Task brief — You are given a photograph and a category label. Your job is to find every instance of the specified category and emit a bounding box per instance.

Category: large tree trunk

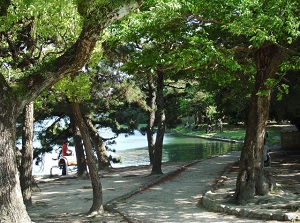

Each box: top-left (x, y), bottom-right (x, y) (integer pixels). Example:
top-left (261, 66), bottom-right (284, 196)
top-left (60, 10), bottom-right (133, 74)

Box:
top-left (70, 114), bottom-right (89, 178)
top-left (0, 102), bottom-right (31, 222)
top-left (84, 117), bottom-right (111, 170)
top-left (151, 71), bottom-right (166, 175)
top-left (235, 44), bottom-right (287, 204)
top-left (20, 102), bottom-right (34, 207)
top-left (71, 101), bottom-right (103, 215)
top-left (146, 75), bottom-right (156, 165)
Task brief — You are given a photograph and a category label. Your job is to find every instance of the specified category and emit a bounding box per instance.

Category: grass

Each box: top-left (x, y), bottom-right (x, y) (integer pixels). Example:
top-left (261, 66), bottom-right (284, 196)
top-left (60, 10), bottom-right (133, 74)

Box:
top-left (174, 123), bottom-right (283, 146)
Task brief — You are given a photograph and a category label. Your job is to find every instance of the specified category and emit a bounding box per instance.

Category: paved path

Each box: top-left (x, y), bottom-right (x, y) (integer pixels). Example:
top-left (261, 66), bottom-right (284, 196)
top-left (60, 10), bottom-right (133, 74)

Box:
top-left (30, 150), bottom-right (298, 222)
top-left (106, 152), bottom-right (284, 223)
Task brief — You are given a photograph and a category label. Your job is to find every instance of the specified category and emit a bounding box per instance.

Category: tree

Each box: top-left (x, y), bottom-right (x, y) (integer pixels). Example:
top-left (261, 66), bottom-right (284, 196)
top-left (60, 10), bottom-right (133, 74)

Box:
top-left (186, 0), bottom-right (300, 203)
top-left (104, 0), bottom-right (207, 174)
top-left (0, 1), bottom-right (141, 222)
top-left (70, 112), bottom-right (89, 178)
top-left (71, 100), bottom-right (104, 214)
top-left (235, 44), bottom-right (287, 202)
top-left (84, 116), bottom-right (111, 170)
top-left (20, 102), bottom-right (34, 207)
top-left (105, 0), bottom-right (300, 202)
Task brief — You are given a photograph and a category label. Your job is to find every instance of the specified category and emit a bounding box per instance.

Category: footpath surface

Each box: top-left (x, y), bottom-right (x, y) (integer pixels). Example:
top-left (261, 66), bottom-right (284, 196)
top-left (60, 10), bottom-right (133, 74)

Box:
top-left (29, 149), bottom-right (300, 223)
top-left (104, 150), bottom-right (299, 223)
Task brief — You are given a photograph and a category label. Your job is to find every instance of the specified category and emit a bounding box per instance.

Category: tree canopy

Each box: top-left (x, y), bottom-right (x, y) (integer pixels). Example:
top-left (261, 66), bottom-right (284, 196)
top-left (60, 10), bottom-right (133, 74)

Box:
top-left (1, 0), bottom-right (300, 221)
top-left (103, 0), bottom-right (300, 202)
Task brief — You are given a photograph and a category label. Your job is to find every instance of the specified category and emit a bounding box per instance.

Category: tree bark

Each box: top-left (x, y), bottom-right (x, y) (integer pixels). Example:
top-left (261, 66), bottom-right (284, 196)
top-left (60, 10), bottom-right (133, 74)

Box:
top-left (70, 114), bottom-right (89, 178)
top-left (151, 70), bottom-right (166, 175)
top-left (71, 101), bottom-right (104, 214)
top-left (235, 43), bottom-right (287, 203)
top-left (0, 102), bottom-right (31, 222)
top-left (20, 102), bottom-right (34, 207)
top-left (146, 75), bottom-right (156, 165)
top-left (84, 117), bottom-right (111, 170)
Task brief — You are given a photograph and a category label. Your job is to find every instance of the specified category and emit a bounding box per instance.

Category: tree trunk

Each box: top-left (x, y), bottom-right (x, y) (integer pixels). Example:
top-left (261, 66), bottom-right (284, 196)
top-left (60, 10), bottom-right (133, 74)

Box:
top-left (70, 114), bottom-right (89, 178)
top-left (151, 71), bottom-right (165, 175)
top-left (0, 102), bottom-right (31, 222)
top-left (20, 102), bottom-right (34, 207)
top-left (235, 44), bottom-right (287, 204)
top-left (71, 101), bottom-right (103, 214)
top-left (84, 117), bottom-right (111, 170)
top-left (146, 75), bottom-right (156, 165)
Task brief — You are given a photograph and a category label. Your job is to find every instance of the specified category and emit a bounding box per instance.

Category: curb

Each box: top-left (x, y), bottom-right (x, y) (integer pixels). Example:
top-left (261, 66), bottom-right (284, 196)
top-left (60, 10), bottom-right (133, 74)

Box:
top-left (202, 162), bottom-right (300, 222)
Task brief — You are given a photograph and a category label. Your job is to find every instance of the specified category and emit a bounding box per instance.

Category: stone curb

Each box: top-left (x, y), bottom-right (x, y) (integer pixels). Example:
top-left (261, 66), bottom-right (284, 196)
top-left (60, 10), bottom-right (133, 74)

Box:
top-left (202, 162), bottom-right (300, 222)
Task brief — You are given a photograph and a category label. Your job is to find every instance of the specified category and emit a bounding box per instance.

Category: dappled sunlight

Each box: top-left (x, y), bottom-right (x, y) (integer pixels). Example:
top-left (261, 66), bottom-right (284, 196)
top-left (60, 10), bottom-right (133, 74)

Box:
top-left (174, 198), bottom-right (194, 205)
top-left (112, 180), bottom-right (127, 183)
top-left (150, 187), bottom-right (164, 191)
top-left (113, 152), bottom-right (249, 222)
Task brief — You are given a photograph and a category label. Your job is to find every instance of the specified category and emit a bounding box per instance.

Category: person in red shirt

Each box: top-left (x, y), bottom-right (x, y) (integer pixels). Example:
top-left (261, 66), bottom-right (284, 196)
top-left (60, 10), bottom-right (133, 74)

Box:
top-left (62, 140), bottom-right (72, 156)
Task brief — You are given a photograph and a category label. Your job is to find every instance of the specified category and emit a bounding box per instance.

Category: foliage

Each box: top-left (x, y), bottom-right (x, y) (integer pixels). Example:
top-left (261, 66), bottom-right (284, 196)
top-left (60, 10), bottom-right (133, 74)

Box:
top-left (0, 0), bottom-right (80, 79)
top-left (54, 73), bottom-right (92, 102)
top-left (175, 122), bottom-right (282, 145)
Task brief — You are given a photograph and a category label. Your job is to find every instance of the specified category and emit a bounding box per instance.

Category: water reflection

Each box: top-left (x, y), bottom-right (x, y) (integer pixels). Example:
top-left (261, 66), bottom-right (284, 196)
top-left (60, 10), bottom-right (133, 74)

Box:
top-left (33, 131), bottom-right (242, 174)
top-left (162, 136), bottom-right (241, 163)
top-left (110, 134), bottom-right (242, 168)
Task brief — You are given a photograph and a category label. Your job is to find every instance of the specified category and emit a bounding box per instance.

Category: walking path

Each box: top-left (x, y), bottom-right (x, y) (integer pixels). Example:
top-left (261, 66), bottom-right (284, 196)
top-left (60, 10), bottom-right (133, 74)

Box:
top-left (29, 149), bottom-right (300, 222)
top-left (104, 151), bottom-right (299, 223)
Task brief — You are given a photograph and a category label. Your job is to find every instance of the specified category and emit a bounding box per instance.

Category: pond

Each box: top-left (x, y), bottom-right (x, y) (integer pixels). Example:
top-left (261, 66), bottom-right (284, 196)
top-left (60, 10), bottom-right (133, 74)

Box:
top-left (33, 130), bottom-right (242, 175)
top-left (108, 131), bottom-right (242, 168)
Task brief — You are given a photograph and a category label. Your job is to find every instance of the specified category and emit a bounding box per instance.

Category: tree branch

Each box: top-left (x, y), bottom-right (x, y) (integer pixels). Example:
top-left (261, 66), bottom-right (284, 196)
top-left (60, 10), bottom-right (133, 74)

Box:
top-left (16, 1), bottom-right (142, 110)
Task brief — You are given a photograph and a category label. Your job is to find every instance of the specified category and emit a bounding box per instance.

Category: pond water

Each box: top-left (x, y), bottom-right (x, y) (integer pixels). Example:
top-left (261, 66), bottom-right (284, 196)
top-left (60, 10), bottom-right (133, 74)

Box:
top-left (109, 132), bottom-right (242, 168)
top-left (33, 130), bottom-right (242, 175)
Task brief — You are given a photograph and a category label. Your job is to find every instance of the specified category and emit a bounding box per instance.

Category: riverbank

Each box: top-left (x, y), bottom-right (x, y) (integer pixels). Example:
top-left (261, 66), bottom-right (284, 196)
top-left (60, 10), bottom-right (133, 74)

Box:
top-left (173, 122), bottom-right (294, 147)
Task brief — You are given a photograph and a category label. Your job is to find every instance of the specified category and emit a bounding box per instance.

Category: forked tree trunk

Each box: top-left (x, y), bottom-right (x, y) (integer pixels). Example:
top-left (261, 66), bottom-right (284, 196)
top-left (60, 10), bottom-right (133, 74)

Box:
top-left (20, 102), bottom-right (34, 206)
top-left (71, 101), bottom-right (103, 214)
top-left (146, 75), bottom-right (156, 165)
top-left (84, 117), bottom-right (111, 170)
top-left (151, 70), bottom-right (166, 175)
top-left (70, 114), bottom-right (89, 178)
top-left (235, 44), bottom-right (287, 203)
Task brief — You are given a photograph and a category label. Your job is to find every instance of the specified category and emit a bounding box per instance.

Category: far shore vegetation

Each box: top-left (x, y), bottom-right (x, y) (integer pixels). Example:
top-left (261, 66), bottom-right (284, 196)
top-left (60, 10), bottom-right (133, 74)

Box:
top-left (173, 121), bottom-right (286, 147)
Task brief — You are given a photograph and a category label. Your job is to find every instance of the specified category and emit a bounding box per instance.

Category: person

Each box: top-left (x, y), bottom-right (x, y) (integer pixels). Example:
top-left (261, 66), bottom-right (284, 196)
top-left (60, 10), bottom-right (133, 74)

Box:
top-left (62, 140), bottom-right (72, 156)
top-left (264, 147), bottom-right (271, 167)
top-left (263, 131), bottom-right (271, 167)
top-left (206, 124), bottom-right (212, 133)
top-left (193, 124), bottom-right (199, 131)
top-left (218, 119), bottom-right (223, 133)
top-left (264, 131), bottom-right (269, 145)
top-left (184, 122), bottom-right (190, 129)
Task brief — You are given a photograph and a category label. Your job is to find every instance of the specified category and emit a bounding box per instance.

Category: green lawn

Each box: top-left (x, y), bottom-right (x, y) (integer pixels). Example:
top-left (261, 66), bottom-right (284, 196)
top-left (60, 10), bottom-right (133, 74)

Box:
top-left (174, 123), bottom-right (283, 146)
